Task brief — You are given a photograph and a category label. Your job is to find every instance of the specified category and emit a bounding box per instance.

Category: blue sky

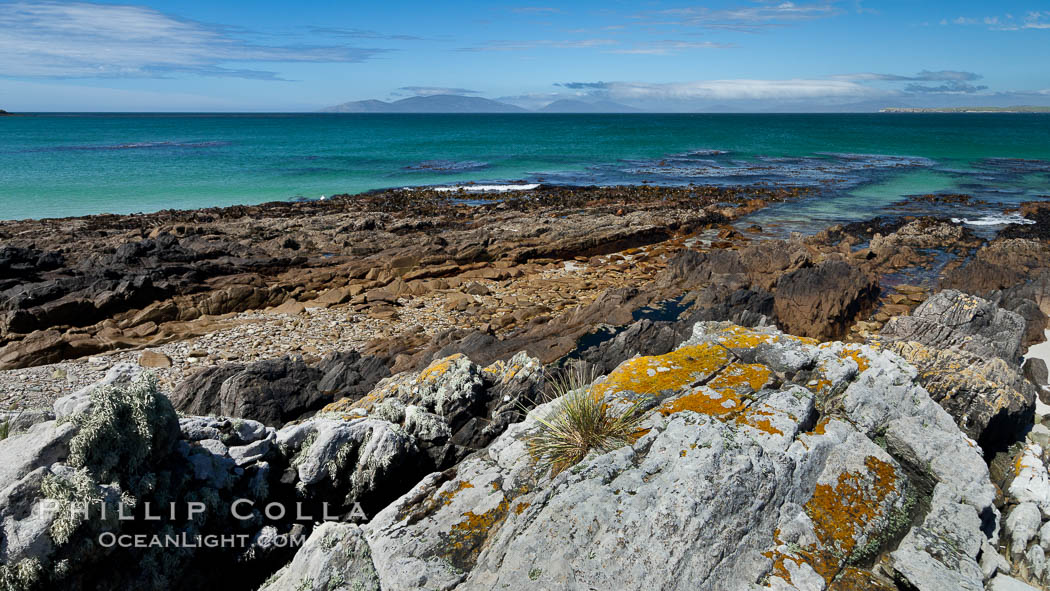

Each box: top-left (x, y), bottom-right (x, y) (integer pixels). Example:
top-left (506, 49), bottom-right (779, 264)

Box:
top-left (1, 0), bottom-right (1049, 111)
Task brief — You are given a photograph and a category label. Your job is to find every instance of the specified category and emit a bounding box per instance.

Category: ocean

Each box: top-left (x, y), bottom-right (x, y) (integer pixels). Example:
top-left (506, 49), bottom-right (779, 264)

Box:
top-left (1, 113), bottom-right (1049, 230)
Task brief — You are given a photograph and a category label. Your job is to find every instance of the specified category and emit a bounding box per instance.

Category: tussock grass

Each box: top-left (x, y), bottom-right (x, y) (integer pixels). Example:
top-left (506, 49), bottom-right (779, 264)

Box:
top-left (526, 364), bottom-right (647, 476)
top-left (0, 409), bottom-right (22, 440)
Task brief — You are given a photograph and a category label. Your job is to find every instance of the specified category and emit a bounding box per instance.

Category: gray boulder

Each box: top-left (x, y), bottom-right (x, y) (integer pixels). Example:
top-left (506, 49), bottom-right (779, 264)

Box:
top-left (0, 420), bottom-right (75, 486)
top-left (259, 522), bottom-right (381, 591)
top-left (1024, 357), bottom-right (1048, 388)
top-left (275, 417), bottom-right (425, 511)
top-left (878, 290), bottom-right (1036, 453)
top-left (274, 322), bottom-right (999, 591)
top-left (881, 289), bottom-right (1028, 364)
top-left (0, 467), bottom-right (55, 566)
top-left (171, 355), bottom-right (324, 425)
top-left (53, 361), bottom-right (140, 418)
top-left (323, 351), bottom-right (544, 470)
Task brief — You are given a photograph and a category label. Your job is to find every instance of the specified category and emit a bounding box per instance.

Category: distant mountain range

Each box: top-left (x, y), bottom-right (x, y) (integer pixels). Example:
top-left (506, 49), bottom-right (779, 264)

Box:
top-left (319, 94), bottom-right (638, 114)
top-left (536, 99), bottom-right (640, 113)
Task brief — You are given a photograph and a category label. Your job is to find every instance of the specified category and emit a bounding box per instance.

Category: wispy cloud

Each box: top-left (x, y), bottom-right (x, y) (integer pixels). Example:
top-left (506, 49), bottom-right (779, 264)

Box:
top-left (639, 1), bottom-right (842, 31)
top-left (556, 82), bottom-right (612, 90)
top-left (606, 40), bottom-right (734, 55)
top-left (511, 6), bottom-right (561, 14)
top-left (554, 78), bottom-right (878, 101)
top-left (458, 39), bottom-right (617, 52)
top-left (834, 70), bottom-right (983, 82)
top-left (903, 81), bottom-right (988, 94)
top-left (942, 11), bottom-right (1050, 30)
top-left (394, 86), bottom-right (482, 96)
top-left (0, 1), bottom-right (385, 79)
top-left (308, 26), bottom-right (426, 41)
top-left (832, 70), bottom-right (988, 94)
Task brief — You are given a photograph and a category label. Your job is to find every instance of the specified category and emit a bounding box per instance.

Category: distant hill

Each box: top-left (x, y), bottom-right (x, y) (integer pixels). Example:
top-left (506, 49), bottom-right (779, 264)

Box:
top-left (880, 106), bottom-right (1050, 113)
top-left (321, 94), bottom-right (527, 113)
top-left (0, 109), bottom-right (11, 116)
top-left (538, 99), bottom-right (640, 113)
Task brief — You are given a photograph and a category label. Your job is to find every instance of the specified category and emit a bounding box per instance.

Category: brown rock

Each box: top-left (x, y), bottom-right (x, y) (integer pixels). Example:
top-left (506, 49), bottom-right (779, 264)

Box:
top-left (773, 260), bottom-right (879, 340)
top-left (138, 350), bottom-right (173, 368)
top-left (126, 322), bottom-right (158, 338)
top-left (269, 299), bottom-right (306, 315)
top-left (314, 287), bottom-right (352, 306)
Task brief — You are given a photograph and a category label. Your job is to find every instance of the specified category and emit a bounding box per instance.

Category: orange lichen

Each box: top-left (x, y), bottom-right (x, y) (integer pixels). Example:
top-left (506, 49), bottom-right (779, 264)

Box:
top-left (711, 326), bottom-right (777, 349)
top-left (513, 501), bottom-right (530, 515)
top-left (445, 498), bottom-right (510, 566)
top-left (658, 386), bottom-right (742, 417)
top-left (419, 354), bottom-right (464, 383)
top-left (708, 362), bottom-right (772, 395)
top-left (434, 480), bottom-right (475, 507)
top-left (803, 456), bottom-right (899, 581)
top-left (591, 343), bottom-right (730, 401)
top-left (811, 416), bottom-right (831, 435)
top-left (321, 396), bottom-right (356, 414)
top-left (736, 408), bottom-right (784, 436)
top-left (839, 346), bottom-right (871, 373)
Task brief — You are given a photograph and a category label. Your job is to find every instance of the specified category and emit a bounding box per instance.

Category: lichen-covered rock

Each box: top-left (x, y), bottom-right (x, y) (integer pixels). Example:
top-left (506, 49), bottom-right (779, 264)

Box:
top-left (323, 351), bottom-right (544, 469)
top-left (275, 417), bottom-right (425, 513)
top-left (876, 290), bottom-right (1036, 454)
top-left (1008, 444), bottom-right (1050, 518)
top-left (281, 322), bottom-right (1000, 591)
top-left (879, 340), bottom-right (1035, 453)
top-left (881, 289), bottom-right (1028, 364)
top-left (257, 522), bottom-right (381, 591)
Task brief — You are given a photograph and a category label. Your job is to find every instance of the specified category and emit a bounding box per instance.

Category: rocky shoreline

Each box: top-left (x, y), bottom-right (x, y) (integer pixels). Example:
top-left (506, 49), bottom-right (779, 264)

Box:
top-left (2, 185), bottom-right (1050, 590)
top-left (0, 185), bottom-right (799, 405)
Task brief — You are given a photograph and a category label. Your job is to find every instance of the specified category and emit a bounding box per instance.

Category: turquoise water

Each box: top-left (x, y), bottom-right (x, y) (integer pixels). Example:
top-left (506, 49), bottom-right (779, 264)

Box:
top-left (1, 113), bottom-right (1049, 222)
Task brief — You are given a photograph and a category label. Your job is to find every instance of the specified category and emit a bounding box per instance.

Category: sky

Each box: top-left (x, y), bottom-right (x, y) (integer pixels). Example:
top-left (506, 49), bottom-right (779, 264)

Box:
top-left (0, 0), bottom-right (1049, 112)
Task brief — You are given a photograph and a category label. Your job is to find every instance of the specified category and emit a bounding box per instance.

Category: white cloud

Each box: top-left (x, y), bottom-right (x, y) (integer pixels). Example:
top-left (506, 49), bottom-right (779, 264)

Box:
top-left (945, 10), bottom-right (1050, 31)
top-left (394, 86), bottom-right (482, 96)
top-left (458, 39), bottom-right (617, 52)
top-left (0, 1), bottom-right (384, 79)
top-left (833, 70), bottom-right (982, 82)
top-left (606, 41), bottom-right (734, 55)
top-left (642, 1), bottom-right (841, 30)
top-left (588, 79), bottom-right (879, 101)
top-left (511, 7), bottom-right (561, 14)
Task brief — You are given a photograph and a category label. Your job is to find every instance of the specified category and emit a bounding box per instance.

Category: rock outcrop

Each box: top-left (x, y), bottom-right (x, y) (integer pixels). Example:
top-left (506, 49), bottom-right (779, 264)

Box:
top-left (772, 259), bottom-right (879, 340)
top-left (878, 290), bottom-right (1036, 454)
top-left (321, 351), bottom-right (545, 470)
top-left (170, 350), bottom-right (390, 425)
top-left (264, 323), bottom-right (1004, 591)
top-left (7, 305), bottom-right (1050, 590)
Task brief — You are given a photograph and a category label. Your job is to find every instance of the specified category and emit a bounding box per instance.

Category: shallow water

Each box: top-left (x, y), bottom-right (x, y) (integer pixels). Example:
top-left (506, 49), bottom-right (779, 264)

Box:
top-left (1, 113), bottom-right (1048, 226)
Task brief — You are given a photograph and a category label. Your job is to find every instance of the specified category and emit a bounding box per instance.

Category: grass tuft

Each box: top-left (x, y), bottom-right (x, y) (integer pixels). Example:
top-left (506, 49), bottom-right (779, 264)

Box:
top-left (525, 364), bottom-right (647, 477)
